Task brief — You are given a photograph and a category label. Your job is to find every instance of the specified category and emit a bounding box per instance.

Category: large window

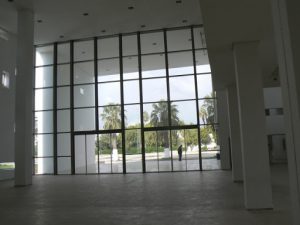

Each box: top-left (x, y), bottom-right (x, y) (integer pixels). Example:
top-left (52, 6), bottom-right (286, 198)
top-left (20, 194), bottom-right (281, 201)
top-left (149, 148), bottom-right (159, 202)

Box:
top-left (33, 26), bottom-right (219, 175)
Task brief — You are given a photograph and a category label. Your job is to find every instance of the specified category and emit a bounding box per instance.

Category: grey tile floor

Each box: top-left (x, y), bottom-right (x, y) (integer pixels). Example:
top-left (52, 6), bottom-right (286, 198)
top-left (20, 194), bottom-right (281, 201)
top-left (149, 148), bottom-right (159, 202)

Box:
top-left (0, 164), bottom-right (292, 225)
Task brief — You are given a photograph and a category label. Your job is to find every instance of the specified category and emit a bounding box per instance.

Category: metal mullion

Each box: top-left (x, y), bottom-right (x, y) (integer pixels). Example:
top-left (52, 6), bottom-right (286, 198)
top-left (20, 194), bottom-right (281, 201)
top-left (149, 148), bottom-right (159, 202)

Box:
top-left (119, 34), bottom-right (127, 174)
top-left (94, 38), bottom-right (99, 131)
top-left (191, 27), bottom-right (203, 171)
top-left (163, 29), bottom-right (174, 171)
top-left (53, 43), bottom-right (58, 175)
top-left (137, 32), bottom-right (146, 173)
top-left (70, 40), bottom-right (75, 174)
top-left (97, 134), bottom-right (100, 174)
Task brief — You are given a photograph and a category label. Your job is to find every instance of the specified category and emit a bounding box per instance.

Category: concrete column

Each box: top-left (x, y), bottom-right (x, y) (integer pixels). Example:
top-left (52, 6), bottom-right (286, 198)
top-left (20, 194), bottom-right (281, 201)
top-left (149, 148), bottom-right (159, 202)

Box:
top-left (226, 84), bottom-right (243, 182)
top-left (216, 90), bottom-right (231, 170)
top-left (271, 1), bottom-right (300, 224)
top-left (233, 41), bottom-right (273, 209)
top-left (15, 9), bottom-right (34, 186)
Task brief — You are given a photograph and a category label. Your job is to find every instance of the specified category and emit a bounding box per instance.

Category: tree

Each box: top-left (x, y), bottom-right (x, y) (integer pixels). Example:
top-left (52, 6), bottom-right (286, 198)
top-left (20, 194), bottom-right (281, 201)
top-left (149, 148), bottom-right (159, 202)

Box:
top-left (150, 101), bottom-right (179, 148)
top-left (100, 105), bottom-right (122, 150)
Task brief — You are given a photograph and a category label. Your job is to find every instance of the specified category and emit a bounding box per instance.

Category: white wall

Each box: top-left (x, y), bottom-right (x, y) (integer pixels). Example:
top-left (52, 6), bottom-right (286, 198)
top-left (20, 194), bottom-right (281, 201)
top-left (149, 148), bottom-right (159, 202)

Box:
top-left (0, 34), bottom-right (17, 163)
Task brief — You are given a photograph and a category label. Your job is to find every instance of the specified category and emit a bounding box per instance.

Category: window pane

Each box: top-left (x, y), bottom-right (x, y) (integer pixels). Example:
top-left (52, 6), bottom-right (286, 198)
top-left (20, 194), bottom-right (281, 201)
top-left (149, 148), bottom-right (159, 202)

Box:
top-left (141, 32), bottom-right (164, 54)
top-left (36, 45), bottom-right (54, 66)
top-left (99, 105), bottom-right (122, 130)
top-left (98, 82), bottom-right (120, 106)
top-left (142, 54), bottom-right (166, 78)
top-left (58, 157), bottom-right (71, 174)
top-left (125, 105), bottom-right (141, 128)
top-left (196, 50), bottom-right (210, 73)
top-left (35, 158), bottom-right (54, 174)
top-left (201, 125), bottom-right (220, 170)
top-left (123, 56), bottom-right (139, 80)
top-left (74, 85), bottom-right (95, 107)
top-left (123, 35), bottom-right (137, 56)
top-left (57, 43), bottom-right (70, 63)
top-left (125, 129), bottom-right (142, 173)
top-left (167, 29), bottom-right (192, 51)
top-left (172, 101), bottom-right (197, 126)
top-left (57, 64), bottom-right (70, 86)
top-left (197, 74), bottom-right (213, 99)
top-left (86, 134), bottom-right (98, 174)
top-left (124, 80), bottom-right (140, 104)
top-left (35, 66), bottom-right (53, 88)
top-left (74, 108), bottom-right (95, 131)
top-left (75, 135), bottom-right (86, 173)
top-left (35, 89), bottom-right (53, 110)
top-left (98, 37), bottom-right (119, 59)
top-left (142, 78), bottom-right (167, 102)
top-left (144, 131), bottom-right (159, 172)
top-left (74, 40), bottom-right (94, 61)
top-left (34, 134), bottom-right (53, 157)
top-left (34, 111), bottom-right (53, 133)
top-left (143, 102), bottom-right (169, 127)
top-left (57, 133), bottom-right (71, 156)
top-left (57, 110), bottom-right (70, 132)
top-left (74, 61), bottom-right (94, 84)
top-left (193, 27), bottom-right (206, 49)
top-left (57, 87), bottom-right (70, 109)
top-left (98, 58), bottom-right (120, 82)
top-left (199, 99), bottom-right (215, 125)
top-left (168, 51), bottom-right (194, 76)
top-left (169, 76), bottom-right (196, 100)
top-left (172, 129), bottom-right (187, 171)
top-left (185, 129), bottom-right (200, 171)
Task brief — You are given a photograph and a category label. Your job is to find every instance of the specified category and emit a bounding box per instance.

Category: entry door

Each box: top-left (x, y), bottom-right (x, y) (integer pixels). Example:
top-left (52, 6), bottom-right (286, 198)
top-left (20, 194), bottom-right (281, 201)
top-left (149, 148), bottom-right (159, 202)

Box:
top-left (74, 132), bottom-right (123, 174)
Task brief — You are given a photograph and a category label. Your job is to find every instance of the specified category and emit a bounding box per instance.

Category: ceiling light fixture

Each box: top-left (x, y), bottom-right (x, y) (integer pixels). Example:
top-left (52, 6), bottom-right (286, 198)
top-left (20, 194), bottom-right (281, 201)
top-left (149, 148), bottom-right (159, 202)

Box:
top-left (101, 30), bottom-right (106, 33)
top-left (152, 43), bottom-right (157, 46)
top-left (128, 6), bottom-right (134, 10)
top-left (83, 13), bottom-right (89, 16)
top-left (37, 20), bottom-right (43, 23)
top-left (141, 25), bottom-right (146, 28)
top-left (182, 20), bottom-right (187, 23)
top-left (59, 35), bottom-right (64, 39)
top-left (176, 0), bottom-right (182, 3)
top-left (8, 0), bottom-right (14, 2)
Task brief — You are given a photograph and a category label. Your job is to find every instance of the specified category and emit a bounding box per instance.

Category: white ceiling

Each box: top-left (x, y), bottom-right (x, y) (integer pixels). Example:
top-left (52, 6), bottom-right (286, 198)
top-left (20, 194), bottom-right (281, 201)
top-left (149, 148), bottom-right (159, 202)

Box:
top-left (0, 0), bottom-right (202, 44)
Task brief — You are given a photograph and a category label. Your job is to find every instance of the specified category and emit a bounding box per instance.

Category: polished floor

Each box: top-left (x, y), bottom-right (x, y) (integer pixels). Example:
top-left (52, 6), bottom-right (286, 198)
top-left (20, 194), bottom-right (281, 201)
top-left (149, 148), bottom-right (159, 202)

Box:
top-left (0, 165), bottom-right (291, 225)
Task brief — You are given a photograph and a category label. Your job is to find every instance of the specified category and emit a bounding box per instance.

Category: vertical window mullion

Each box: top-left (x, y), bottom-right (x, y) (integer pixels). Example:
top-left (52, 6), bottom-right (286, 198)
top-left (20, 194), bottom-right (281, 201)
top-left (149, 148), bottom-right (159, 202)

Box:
top-left (163, 29), bottom-right (174, 171)
top-left (70, 41), bottom-right (75, 174)
top-left (137, 32), bottom-right (146, 173)
top-left (191, 27), bottom-right (203, 171)
top-left (53, 43), bottom-right (58, 175)
top-left (119, 34), bottom-right (126, 174)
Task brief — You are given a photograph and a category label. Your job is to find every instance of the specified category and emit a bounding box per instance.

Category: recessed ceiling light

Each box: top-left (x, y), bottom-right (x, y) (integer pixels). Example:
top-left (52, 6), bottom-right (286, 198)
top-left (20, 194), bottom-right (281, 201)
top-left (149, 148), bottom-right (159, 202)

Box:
top-left (141, 25), bottom-right (146, 28)
top-left (59, 35), bottom-right (64, 39)
top-left (182, 20), bottom-right (188, 23)
top-left (188, 38), bottom-right (192, 42)
top-left (128, 6), bottom-right (134, 10)
top-left (101, 30), bottom-right (106, 33)
top-left (152, 43), bottom-right (157, 46)
top-left (37, 20), bottom-right (43, 23)
top-left (82, 51), bottom-right (86, 54)
top-left (176, 0), bottom-right (182, 3)
top-left (83, 13), bottom-right (89, 16)
top-left (7, 0), bottom-right (14, 2)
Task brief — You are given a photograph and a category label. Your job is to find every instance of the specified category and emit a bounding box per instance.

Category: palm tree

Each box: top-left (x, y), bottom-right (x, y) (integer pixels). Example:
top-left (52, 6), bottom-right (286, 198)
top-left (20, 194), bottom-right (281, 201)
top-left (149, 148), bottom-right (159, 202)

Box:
top-left (150, 101), bottom-right (179, 148)
top-left (100, 104), bottom-right (121, 159)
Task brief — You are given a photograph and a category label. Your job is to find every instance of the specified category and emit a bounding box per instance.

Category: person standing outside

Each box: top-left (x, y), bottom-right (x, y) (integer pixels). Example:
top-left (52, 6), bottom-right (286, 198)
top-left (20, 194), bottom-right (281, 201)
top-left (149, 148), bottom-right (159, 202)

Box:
top-left (178, 145), bottom-right (183, 161)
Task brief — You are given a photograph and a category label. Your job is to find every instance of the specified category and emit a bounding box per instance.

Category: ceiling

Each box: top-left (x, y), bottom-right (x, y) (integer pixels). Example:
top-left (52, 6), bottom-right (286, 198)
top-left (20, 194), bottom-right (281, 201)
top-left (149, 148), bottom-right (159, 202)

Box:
top-left (0, 0), bottom-right (202, 44)
top-left (199, 0), bottom-right (279, 90)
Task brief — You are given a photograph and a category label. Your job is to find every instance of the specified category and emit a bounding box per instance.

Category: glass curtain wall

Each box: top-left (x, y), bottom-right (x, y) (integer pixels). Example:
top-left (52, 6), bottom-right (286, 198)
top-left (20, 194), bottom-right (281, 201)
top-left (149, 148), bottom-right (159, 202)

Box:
top-left (33, 26), bottom-right (220, 175)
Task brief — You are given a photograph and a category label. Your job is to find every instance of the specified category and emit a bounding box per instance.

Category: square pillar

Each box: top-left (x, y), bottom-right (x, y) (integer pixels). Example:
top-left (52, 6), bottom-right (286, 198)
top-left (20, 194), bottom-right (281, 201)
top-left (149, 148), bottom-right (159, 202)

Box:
top-left (216, 90), bottom-right (231, 170)
top-left (271, 0), bottom-right (300, 224)
top-left (233, 41), bottom-right (273, 209)
top-left (15, 9), bottom-right (34, 186)
top-left (227, 84), bottom-right (243, 182)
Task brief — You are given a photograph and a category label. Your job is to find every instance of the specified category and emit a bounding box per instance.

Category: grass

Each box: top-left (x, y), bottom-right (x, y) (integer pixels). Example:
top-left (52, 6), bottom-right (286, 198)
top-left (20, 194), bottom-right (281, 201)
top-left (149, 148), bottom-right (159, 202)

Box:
top-left (0, 163), bottom-right (15, 170)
